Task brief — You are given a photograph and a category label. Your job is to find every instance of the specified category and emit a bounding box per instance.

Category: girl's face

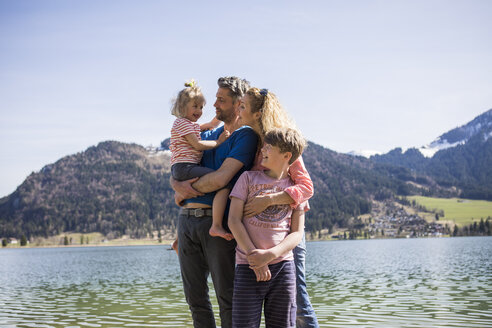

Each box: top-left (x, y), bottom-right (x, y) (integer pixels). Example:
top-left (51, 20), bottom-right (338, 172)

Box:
top-left (184, 100), bottom-right (204, 122)
top-left (238, 95), bottom-right (258, 127)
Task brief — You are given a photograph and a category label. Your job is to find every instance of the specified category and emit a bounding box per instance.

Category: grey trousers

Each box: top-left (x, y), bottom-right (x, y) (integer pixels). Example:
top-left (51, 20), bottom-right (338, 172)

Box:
top-left (178, 211), bottom-right (236, 328)
top-left (171, 163), bottom-right (215, 181)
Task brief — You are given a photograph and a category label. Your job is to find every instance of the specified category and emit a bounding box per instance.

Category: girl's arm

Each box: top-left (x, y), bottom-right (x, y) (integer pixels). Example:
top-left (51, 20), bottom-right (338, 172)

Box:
top-left (247, 208), bottom-right (305, 268)
top-left (244, 156), bottom-right (313, 217)
top-left (183, 130), bottom-right (230, 151)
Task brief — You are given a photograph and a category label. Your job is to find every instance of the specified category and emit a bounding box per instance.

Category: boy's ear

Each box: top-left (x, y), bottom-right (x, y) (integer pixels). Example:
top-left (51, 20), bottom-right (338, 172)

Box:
top-left (284, 151), bottom-right (292, 163)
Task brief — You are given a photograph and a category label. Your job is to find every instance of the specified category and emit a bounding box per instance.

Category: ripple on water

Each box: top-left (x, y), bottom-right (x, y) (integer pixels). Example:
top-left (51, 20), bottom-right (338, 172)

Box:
top-left (1, 239), bottom-right (492, 327)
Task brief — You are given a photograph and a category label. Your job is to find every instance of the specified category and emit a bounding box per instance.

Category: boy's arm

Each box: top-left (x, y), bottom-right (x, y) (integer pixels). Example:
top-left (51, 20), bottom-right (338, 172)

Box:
top-left (247, 209), bottom-right (305, 268)
top-left (228, 197), bottom-right (258, 255)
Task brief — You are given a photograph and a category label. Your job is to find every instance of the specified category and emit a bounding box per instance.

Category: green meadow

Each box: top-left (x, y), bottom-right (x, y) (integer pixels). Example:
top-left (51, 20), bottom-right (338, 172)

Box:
top-left (408, 196), bottom-right (492, 226)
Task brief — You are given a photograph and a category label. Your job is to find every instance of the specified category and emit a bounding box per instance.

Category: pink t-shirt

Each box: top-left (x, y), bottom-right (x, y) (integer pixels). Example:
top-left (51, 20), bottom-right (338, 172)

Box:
top-left (170, 118), bottom-right (202, 166)
top-left (230, 170), bottom-right (307, 265)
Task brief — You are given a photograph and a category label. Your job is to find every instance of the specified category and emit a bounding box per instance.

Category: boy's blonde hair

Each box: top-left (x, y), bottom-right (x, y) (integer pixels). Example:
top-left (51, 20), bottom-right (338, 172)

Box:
top-left (171, 80), bottom-right (206, 118)
top-left (245, 88), bottom-right (297, 137)
top-left (264, 128), bottom-right (307, 164)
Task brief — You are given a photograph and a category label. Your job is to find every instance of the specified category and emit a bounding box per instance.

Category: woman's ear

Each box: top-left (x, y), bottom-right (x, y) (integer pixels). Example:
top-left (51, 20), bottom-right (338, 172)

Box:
top-left (254, 111), bottom-right (262, 121)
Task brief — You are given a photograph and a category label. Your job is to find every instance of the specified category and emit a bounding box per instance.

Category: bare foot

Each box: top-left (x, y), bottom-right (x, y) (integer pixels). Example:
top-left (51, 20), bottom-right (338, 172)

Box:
top-left (209, 225), bottom-right (234, 241)
top-left (171, 239), bottom-right (178, 255)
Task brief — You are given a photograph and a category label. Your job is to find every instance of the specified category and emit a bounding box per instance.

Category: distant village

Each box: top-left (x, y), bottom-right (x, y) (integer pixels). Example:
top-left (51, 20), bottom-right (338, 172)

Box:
top-left (328, 200), bottom-right (449, 240)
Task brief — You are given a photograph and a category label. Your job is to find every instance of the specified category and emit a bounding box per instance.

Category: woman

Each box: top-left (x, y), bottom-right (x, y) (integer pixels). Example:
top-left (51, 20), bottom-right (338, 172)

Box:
top-left (237, 87), bottom-right (319, 327)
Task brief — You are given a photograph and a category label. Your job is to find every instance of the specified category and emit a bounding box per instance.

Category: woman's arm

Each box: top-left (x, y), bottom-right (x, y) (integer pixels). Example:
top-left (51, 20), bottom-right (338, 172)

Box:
top-left (200, 117), bottom-right (221, 131)
top-left (244, 155), bottom-right (313, 217)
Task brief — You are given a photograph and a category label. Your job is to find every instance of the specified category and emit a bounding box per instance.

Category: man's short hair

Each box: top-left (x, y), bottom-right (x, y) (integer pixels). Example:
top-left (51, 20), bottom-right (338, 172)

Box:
top-left (264, 128), bottom-right (307, 164)
top-left (217, 76), bottom-right (250, 103)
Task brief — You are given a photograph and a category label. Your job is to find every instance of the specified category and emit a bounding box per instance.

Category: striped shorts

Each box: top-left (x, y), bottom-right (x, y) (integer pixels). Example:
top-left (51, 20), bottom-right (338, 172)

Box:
top-left (232, 260), bottom-right (297, 328)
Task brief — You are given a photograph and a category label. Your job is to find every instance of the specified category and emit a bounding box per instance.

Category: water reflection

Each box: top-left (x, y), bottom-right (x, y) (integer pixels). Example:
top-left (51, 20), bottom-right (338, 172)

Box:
top-left (1, 238), bottom-right (491, 327)
top-left (307, 238), bottom-right (492, 327)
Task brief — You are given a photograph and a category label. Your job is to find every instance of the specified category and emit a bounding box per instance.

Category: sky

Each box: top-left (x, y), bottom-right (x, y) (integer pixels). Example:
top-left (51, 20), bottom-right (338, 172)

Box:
top-left (1, 0), bottom-right (492, 198)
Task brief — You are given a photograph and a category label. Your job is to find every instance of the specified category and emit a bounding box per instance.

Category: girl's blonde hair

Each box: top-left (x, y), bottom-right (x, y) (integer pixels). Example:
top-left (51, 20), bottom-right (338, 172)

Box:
top-left (171, 80), bottom-right (206, 118)
top-left (245, 87), bottom-right (297, 137)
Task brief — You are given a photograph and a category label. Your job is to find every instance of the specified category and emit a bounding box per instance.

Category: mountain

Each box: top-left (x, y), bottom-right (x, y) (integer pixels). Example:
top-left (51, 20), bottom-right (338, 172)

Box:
top-left (0, 141), bottom-right (177, 239)
top-left (418, 108), bottom-right (492, 157)
top-left (371, 108), bottom-right (492, 200)
top-left (0, 139), bottom-right (445, 239)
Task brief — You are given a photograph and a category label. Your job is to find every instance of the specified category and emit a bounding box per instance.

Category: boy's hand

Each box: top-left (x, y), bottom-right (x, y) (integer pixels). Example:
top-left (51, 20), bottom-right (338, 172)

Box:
top-left (247, 249), bottom-right (276, 269)
top-left (244, 195), bottom-right (271, 217)
top-left (252, 265), bottom-right (271, 282)
top-left (217, 130), bottom-right (230, 143)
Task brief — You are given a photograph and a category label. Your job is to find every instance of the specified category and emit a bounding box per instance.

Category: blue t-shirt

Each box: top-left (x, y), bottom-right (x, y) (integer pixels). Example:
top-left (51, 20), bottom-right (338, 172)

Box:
top-left (184, 125), bottom-right (258, 210)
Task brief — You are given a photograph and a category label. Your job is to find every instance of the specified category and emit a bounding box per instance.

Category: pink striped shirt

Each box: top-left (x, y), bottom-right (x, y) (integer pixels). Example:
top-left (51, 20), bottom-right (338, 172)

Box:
top-left (170, 118), bottom-right (202, 166)
top-left (252, 151), bottom-right (314, 210)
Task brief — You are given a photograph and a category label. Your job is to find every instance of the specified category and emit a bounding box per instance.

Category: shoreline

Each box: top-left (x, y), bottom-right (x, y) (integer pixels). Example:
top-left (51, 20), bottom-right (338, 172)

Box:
top-left (1, 234), bottom-right (466, 249)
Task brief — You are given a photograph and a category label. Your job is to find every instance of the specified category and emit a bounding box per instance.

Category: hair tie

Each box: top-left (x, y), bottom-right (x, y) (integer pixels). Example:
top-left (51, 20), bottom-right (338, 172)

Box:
top-left (184, 79), bottom-right (196, 88)
top-left (259, 88), bottom-right (268, 96)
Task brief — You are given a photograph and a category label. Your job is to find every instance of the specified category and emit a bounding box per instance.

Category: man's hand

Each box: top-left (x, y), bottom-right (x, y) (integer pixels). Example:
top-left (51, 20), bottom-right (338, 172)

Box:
top-left (252, 265), bottom-right (271, 282)
top-left (171, 177), bottom-right (204, 199)
top-left (244, 195), bottom-right (271, 217)
top-left (247, 249), bottom-right (276, 269)
top-left (174, 192), bottom-right (186, 206)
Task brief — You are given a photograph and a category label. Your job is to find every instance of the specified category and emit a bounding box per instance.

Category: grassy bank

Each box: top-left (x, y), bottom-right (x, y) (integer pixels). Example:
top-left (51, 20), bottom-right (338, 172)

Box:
top-left (408, 196), bottom-right (492, 226)
top-left (3, 232), bottom-right (174, 248)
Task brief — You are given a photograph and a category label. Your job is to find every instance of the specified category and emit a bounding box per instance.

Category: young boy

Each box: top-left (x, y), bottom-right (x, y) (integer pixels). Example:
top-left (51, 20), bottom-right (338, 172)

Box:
top-left (228, 127), bottom-right (308, 328)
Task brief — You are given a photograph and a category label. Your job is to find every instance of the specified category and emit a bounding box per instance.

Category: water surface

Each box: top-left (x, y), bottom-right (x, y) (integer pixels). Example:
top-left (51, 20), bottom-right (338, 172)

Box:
top-left (1, 237), bottom-right (491, 327)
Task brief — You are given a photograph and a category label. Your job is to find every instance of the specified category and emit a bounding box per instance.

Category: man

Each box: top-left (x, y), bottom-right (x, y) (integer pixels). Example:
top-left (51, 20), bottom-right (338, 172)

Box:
top-left (171, 76), bottom-right (257, 328)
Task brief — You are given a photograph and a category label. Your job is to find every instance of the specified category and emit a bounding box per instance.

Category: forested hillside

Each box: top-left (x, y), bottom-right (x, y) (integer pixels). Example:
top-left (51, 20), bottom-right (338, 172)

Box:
top-left (0, 142), bottom-right (177, 239)
top-left (0, 139), bottom-right (447, 239)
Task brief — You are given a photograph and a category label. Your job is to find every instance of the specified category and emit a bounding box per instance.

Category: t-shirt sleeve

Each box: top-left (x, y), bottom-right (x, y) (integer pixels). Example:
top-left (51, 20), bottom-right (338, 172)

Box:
top-left (286, 155), bottom-right (314, 210)
top-left (294, 200), bottom-right (309, 213)
top-left (228, 128), bottom-right (258, 167)
top-left (229, 171), bottom-right (249, 202)
top-left (201, 127), bottom-right (215, 140)
top-left (174, 118), bottom-right (198, 137)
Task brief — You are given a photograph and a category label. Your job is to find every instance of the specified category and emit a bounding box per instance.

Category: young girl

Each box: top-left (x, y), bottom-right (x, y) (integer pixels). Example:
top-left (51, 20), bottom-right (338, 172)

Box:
top-left (170, 80), bottom-right (233, 252)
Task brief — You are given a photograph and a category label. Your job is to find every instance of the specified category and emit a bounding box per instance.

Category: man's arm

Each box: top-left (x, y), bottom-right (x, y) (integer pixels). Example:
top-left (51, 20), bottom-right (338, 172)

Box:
top-left (169, 157), bottom-right (243, 200)
top-left (191, 157), bottom-right (244, 193)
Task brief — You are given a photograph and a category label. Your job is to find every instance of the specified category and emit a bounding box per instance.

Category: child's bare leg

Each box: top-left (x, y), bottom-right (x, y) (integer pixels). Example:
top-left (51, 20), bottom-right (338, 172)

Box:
top-left (209, 188), bottom-right (233, 240)
top-left (172, 237), bottom-right (178, 255)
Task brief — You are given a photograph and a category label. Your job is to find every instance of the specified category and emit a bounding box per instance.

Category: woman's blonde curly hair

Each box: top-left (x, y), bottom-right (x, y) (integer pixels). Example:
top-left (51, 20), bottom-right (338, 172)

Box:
top-left (245, 87), bottom-right (297, 138)
top-left (171, 79), bottom-right (206, 118)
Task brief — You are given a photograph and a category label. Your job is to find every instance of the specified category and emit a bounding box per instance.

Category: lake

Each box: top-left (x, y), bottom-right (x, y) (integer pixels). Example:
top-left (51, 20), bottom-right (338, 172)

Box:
top-left (1, 237), bottom-right (491, 327)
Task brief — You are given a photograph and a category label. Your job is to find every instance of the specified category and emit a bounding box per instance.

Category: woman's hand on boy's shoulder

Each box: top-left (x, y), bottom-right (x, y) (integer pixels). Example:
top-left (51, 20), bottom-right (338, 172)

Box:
top-left (244, 195), bottom-right (271, 217)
